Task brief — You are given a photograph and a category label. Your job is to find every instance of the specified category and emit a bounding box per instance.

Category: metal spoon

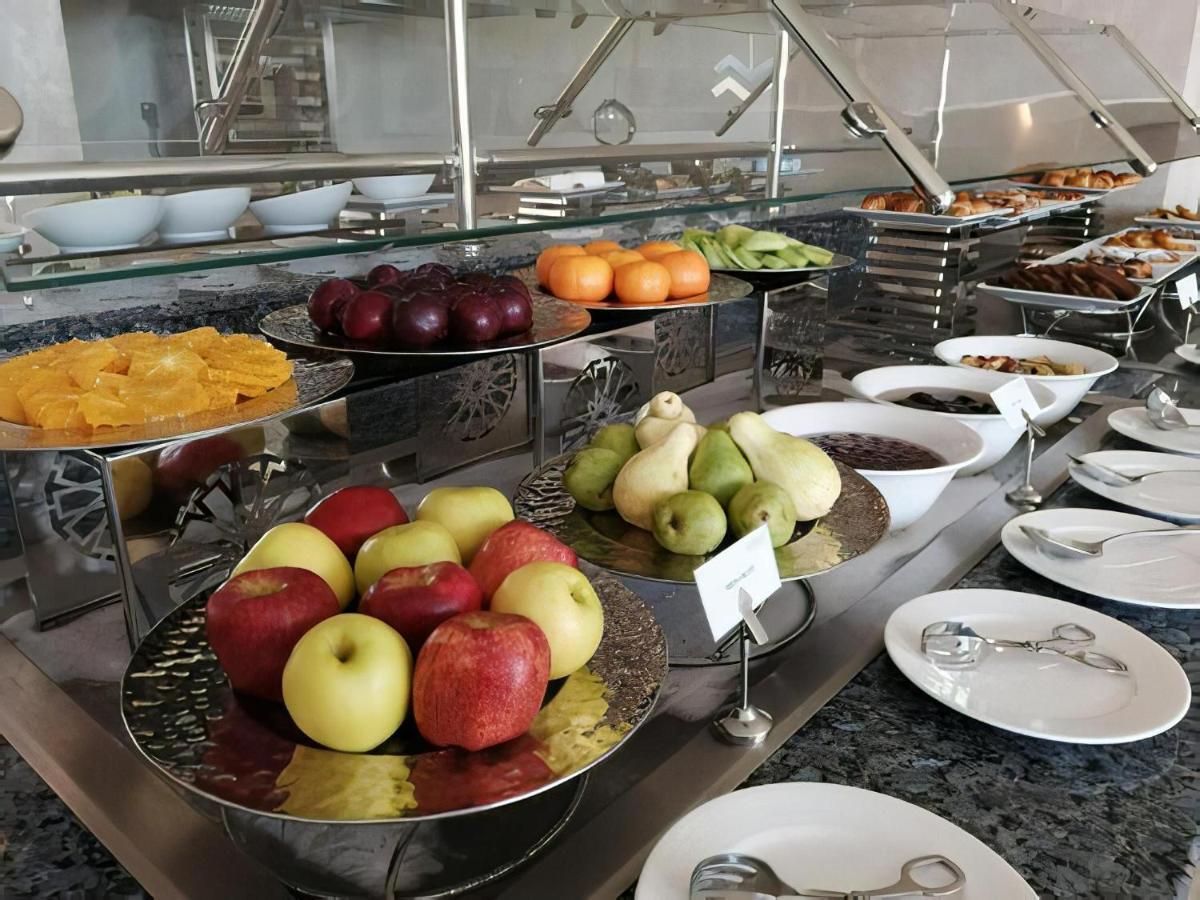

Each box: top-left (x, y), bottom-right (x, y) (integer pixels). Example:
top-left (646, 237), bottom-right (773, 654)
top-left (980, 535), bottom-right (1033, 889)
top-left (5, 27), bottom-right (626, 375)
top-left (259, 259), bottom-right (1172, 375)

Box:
top-left (1146, 387), bottom-right (1200, 431)
top-left (1068, 454), bottom-right (1200, 487)
top-left (690, 852), bottom-right (966, 899)
top-left (1021, 523), bottom-right (1200, 558)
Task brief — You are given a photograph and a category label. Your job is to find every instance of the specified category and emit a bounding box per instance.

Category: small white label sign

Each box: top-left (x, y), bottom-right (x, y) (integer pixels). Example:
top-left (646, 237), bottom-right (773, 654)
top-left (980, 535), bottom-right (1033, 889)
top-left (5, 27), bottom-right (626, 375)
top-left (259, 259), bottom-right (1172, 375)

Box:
top-left (693, 525), bottom-right (782, 643)
top-left (1178, 273), bottom-right (1198, 311)
top-left (990, 378), bottom-right (1041, 431)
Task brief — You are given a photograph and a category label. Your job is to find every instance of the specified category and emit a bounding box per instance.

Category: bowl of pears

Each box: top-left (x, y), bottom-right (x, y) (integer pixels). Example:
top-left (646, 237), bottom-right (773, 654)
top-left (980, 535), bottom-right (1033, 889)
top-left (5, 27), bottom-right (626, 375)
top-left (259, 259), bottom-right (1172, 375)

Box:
top-left (517, 392), bottom-right (889, 582)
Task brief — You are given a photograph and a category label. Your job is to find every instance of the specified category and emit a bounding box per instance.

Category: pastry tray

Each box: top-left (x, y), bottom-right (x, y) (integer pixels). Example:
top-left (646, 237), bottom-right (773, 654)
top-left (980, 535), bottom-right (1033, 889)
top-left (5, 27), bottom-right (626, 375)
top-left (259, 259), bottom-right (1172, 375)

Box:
top-left (977, 281), bottom-right (1156, 313)
top-left (1036, 227), bottom-right (1200, 286)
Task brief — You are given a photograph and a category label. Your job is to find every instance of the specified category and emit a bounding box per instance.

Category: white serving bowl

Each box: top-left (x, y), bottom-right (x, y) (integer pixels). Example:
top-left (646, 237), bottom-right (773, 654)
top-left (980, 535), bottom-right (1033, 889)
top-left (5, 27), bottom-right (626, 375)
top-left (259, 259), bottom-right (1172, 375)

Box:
top-left (761, 401), bottom-right (985, 530)
top-left (934, 335), bottom-right (1118, 427)
top-left (159, 187), bottom-right (251, 242)
top-left (0, 223), bottom-right (27, 253)
top-left (249, 182), bottom-right (352, 235)
top-left (352, 175), bottom-right (435, 202)
top-left (850, 365), bottom-right (1057, 476)
top-left (24, 196), bottom-right (164, 253)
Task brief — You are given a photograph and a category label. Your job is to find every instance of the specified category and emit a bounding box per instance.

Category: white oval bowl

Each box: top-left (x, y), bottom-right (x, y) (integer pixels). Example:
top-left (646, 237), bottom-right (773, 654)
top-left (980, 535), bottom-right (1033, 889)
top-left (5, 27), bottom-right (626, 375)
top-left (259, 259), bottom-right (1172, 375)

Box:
top-left (761, 401), bottom-right (984, 530)
top-left (352, 175), bottom-right (435, 202)
top-left (850, 365), bottom-right (1058, 476)
top-left (249, 182), bottom-right (352, 234)
top-left (159, 187), bottom-right (251, 242)
top-left (0, 223), bottom-right (27, 253)
top-left (24, 196), bottom-right (164, 253)
top-left (933, 335), bottom-right (1118, 426)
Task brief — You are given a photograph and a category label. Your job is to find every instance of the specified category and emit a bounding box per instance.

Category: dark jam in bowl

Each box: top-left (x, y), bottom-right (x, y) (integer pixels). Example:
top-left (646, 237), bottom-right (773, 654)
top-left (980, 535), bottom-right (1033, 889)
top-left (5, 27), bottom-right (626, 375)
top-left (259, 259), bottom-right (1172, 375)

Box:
top-left (808, 432), bottom-right (947, 471)
top-left (894, 391), bottom-right (999, 416)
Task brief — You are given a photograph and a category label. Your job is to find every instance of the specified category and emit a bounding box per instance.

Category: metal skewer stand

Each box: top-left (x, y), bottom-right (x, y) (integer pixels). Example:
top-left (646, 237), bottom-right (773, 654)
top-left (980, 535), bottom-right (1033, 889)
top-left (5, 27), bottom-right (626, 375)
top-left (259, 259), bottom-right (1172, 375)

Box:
top-left (1007, 409), bottom-right (1048, 509)
top-left (713, 588), bottom-right (775, 747)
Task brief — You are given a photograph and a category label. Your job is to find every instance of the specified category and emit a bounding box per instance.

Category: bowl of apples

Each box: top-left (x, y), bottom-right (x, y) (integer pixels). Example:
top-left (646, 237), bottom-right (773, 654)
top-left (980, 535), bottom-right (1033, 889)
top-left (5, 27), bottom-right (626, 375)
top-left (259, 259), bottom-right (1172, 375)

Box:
top-left (122, 483), bottom-right (666, 822)
top-left (514, 392), bottom-right (890, 583)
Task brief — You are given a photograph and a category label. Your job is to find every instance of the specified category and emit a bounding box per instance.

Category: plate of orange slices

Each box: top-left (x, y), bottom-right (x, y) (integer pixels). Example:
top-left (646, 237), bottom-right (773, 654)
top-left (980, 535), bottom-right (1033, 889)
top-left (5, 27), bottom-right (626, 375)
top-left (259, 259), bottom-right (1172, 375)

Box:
top-left (0, 327), bottom-right (353, 451)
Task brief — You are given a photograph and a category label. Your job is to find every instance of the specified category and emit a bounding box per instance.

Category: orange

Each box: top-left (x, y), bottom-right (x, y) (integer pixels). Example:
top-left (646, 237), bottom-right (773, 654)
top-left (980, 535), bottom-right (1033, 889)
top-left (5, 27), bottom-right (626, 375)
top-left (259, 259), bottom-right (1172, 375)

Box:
top-left (536, 245), bottom-right (586, 286)
top-left (636, 240), bottom-right (681, 261)
top-left (614, 260), bottom-right (672, 304)
top-left (657, 250), bottom-right (711, 299)
top-left (548, 255), bottom-right (614, 303)
top-left (584, 240), bottom-right (623, 255)
top-left (598, 249), bottom-right (645, 270)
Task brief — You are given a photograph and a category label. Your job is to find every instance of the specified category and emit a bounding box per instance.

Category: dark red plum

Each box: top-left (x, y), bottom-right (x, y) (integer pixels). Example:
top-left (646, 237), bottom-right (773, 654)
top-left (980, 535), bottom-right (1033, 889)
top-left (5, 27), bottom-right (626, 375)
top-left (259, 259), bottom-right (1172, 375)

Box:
top-left (490, 285), bottom-right (534, 336)
top-left (415, 263), bottom-right (454, 280)
top-left (307, 278), bottom-right (360, 334)
top-left (367, 264), bottom-right (406, 287)
top-left (492, 275), bottom-right (531, 301)
top-left (457, 272), bottom-right (494, 290)
top-left (340, 290), bottom-right (395, 342)
top-left (450, 294), bottom-right (503, 343)
top-left (392, 297), bottom-right (450, 348)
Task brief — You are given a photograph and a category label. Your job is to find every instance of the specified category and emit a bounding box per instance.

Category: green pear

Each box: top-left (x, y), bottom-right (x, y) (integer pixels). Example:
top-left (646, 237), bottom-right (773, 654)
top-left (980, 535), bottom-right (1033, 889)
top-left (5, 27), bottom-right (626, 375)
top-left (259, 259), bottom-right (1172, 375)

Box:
top-left (728, 481), bottom-right (798, 548)
top-left (635, 417), bottom-right (706, 449)
top-left (589, 423), bottom-right (639, 464)
top-left (652, 491), bottom-right (727, 555)
top-left (688, 430), bottom-right (754, 507)
top-left (613, 422), bottom-right (699, 530)
top-left (728, 411), bottom-right (841, 520)
top-left (564, 447), bottom-right (624, 511)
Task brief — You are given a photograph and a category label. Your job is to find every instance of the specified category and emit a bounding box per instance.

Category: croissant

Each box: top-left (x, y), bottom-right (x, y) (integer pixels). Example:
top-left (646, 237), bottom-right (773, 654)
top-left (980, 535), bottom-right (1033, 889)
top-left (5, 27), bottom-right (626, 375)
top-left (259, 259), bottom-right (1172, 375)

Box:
top-left (947, 202), bottom-right (973, 217)
top-left (891, 196), bottom-right (922, 213)
top-left (1066, 173), bottom-right (1094, 188)
top-left (1092, 172), bottom-right (1115, 190)
top-left (1176, 205), bottom-right (1200, 221)
top-left (862, 193), bottom-right (888, 210)
top-left (1115, 172), bottom-right (1143, 186)
top-left (968, 199), bottom-right (994, 214)
top-left (1040, 171), bottom-right (1067, 187)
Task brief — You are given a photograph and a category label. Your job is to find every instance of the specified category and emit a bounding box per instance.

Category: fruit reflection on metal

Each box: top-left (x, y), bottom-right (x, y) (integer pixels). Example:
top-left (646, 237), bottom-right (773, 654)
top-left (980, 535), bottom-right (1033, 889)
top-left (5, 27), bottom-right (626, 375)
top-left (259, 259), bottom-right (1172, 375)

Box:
top-left (44, 453), bottom-right (113, 561)
top-left (121, 565), bottom-right (666, 823)
top-left (655, 309), bottom-right (709, 378)
top-left (514, 456), bottom-right (888, 583)
top-left (560, 358), bottom-right (642, 452)
top-left (442, 356), bottom-right (519, 442)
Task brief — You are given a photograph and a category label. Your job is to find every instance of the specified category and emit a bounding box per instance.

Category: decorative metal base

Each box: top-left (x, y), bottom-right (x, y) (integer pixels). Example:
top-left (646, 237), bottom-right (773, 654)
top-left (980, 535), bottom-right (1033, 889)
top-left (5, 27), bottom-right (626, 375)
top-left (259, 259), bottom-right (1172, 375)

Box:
top-left (712, 704), bottom-right (774, 747)
top-left (220, 776), bottom-right (587, 899)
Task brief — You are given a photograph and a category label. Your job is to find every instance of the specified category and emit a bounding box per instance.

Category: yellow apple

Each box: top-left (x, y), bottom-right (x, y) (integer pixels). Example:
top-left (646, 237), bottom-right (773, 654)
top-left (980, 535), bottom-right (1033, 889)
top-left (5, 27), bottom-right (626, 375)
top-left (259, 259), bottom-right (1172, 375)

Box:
top-left (282, 613), bottom-right (412, 752)
top-left (354, 520), bottom-right (461, 594)
top-left (416, 486), bottom-right (514, 563)
top-left (111, 456), bottom-right (153, 521)
top-left (491, 561), bottom-right (604, 679)
top-left (232, 522), bottom-right (355, 609)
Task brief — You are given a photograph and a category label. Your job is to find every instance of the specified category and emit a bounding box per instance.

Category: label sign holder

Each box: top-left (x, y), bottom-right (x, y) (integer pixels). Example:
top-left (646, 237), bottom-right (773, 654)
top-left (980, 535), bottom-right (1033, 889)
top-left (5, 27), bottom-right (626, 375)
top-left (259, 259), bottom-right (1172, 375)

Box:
top-left (694, 526), bottom-right (781, 747)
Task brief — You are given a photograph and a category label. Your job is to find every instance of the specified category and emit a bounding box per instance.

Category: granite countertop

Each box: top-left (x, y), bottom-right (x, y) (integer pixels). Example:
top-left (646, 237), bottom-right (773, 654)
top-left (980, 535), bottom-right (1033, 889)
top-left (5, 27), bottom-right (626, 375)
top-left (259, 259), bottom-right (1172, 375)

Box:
top-left (744, 475), bottom-right (1198, 900)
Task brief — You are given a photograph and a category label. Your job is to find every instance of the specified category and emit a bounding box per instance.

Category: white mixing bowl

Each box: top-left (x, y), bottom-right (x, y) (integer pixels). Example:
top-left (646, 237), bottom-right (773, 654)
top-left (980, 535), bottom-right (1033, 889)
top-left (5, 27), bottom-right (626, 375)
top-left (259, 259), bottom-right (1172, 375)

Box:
top-left (352, 175), bottom-right (435, 202)
top-left (934, 335), bottom-right (1118, 427)
top-left (159, 187), bottom-right (251, 242)
top-left (761, 401), bottom-right (984, 530)
top-left (850, 365), bottom-right (1057, 476)
top-left (249, 182), bottom-right (352, 234)
top-left (25, 196), bottom-right (164, 253)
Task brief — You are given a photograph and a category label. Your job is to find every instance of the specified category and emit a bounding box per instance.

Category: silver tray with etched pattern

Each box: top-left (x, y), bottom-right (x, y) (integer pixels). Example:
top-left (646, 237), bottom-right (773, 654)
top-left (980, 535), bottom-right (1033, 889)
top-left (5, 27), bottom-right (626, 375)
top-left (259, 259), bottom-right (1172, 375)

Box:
top-left (0, 354), bottom-right (354, 452)
top-left (514, 456), bottom-right (889, 583)
top-left (121, 563), bottom-right (666, 823)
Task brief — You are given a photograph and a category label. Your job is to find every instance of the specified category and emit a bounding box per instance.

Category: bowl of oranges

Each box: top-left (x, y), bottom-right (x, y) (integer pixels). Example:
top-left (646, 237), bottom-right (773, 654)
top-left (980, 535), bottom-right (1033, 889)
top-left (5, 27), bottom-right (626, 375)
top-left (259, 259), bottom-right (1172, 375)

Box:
top-left (526, 239), bottom-right (752, 311)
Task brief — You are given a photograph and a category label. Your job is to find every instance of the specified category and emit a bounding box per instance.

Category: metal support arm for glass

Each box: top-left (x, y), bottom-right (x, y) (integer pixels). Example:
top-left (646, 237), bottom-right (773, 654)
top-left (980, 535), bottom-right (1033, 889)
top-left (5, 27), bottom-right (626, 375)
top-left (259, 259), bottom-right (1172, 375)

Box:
top-left (444, 0), bottom-right (477, 229)
top-left (769, 0), bottom-right (955, 213)
top-left (999, 2), bottom-right (1157, 175)
top-left (1103, 24), bottom-right (1200, 131)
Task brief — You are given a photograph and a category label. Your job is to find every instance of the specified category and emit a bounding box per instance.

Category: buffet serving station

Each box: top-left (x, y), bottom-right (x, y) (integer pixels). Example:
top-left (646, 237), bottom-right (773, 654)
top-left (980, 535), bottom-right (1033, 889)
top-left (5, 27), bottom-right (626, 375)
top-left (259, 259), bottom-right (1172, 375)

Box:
top-left (2, 0), bottom-right (1200, 897)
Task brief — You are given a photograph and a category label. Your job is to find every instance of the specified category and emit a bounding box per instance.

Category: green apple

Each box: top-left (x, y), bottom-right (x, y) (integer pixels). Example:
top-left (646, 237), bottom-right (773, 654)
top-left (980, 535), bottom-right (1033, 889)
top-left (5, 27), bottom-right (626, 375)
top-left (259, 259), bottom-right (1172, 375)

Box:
top-left (416, 486), bottom-right (514, 563)
top-left (282, 613), bottom-right (412, 752)
top-left (355, 520), bottom-right (461, 594)
top-left (491, 561), bottom-right (604, 679)
top-left (232, 522), bottom-right (355, 608)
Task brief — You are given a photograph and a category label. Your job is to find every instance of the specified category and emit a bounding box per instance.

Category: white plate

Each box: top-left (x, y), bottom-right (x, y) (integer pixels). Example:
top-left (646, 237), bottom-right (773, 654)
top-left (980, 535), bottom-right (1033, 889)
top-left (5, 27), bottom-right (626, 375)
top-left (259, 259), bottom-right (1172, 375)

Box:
top-left (1108, 406), bottom-right (1200, 456)
top-left (1002, 507), bottom-right (1200, 608)
top-left (977, 281), bottom-right (1153, 313)
top-left (1175, 344), bottom-right (1200, 365)
top-left (636, 782), bottom-right (1033, 900)
top-left (1135, 215), bottom-right (1200, 229)
top-left (843, 205), bottom-right (1011, 228)
top-left (886, 588), bottom-right (1189, 743)
top-left (1069, 450), bottom-right (1200, 523)
top-left (1034, 227), bottom-right (1199, 286)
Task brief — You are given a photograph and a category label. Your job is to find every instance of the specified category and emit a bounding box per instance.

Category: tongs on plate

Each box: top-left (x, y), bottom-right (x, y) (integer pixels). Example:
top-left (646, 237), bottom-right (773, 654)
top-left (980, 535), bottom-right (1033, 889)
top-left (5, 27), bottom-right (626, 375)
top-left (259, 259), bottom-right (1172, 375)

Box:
top-left (921, 621), bottom-right (1129, 675)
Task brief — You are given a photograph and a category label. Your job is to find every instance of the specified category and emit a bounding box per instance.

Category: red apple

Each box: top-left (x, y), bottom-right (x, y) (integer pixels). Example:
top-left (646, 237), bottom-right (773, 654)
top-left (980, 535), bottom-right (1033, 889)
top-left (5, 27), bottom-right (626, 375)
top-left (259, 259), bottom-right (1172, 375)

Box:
top-left (359, 561), bottom-right (483, 649)
top-left (307, 278), bottom-right (360, 333)
top-left (468, 520), bottom-right (578, 599)
top-left (340, 290), bottom-right (395, 342)
top-left (392, 296), bottom-right (450, 348)
top-left (412, 611), bottom-right (550, 751)
top-left (489, 284), bottom-right (534, 336)
top-left (367, 264), bottom-right (406, 287)
top-left (206, 567), bottom-right (340, 701)
top-left (450, 293), bottom-right (502, 343)
top-left (303, 485), bottom-right (409, 558)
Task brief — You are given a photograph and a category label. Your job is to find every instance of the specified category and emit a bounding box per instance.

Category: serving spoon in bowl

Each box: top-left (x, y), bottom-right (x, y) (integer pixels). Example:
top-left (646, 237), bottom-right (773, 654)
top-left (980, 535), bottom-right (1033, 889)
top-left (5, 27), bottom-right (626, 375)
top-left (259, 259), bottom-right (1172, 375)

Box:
top-left (1020, 523), bottom-right (1200, 558)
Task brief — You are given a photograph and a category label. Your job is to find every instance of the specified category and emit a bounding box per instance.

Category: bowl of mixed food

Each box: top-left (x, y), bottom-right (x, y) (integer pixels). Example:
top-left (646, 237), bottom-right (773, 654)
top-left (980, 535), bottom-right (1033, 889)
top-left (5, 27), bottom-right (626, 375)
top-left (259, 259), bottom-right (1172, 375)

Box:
top-left (933, 335), bottom-right (1118, 426)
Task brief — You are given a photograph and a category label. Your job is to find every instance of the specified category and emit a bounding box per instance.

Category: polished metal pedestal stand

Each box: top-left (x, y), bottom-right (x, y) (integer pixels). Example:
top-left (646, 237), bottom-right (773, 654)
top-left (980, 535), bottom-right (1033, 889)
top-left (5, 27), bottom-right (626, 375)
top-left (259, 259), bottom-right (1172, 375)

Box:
top-left (1007, 410), bottom-right (1047, 509)
top-left (713, 589), bottom-right (774, 747)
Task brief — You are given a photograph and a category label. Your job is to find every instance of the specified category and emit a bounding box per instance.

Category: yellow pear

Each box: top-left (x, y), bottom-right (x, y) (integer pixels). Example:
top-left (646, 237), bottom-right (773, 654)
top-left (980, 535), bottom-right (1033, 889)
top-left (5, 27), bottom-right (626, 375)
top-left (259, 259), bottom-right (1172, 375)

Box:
top-left (635, 416), bottom-right (705, 449)
top-left (647, 391), bottom-right (697, 423)
top-left (613, 422), bottom-right (699, 530)
top-left (728, 411), bottom-right (841, 521)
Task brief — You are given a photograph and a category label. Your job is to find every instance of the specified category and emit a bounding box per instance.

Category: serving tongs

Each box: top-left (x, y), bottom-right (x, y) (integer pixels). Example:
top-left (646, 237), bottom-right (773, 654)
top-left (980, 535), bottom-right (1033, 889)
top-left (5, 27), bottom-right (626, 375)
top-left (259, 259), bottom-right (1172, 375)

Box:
top-left (921, 620), bottom-right (1128, 675)
top-left (690, 852), bottom-right (966, 899)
